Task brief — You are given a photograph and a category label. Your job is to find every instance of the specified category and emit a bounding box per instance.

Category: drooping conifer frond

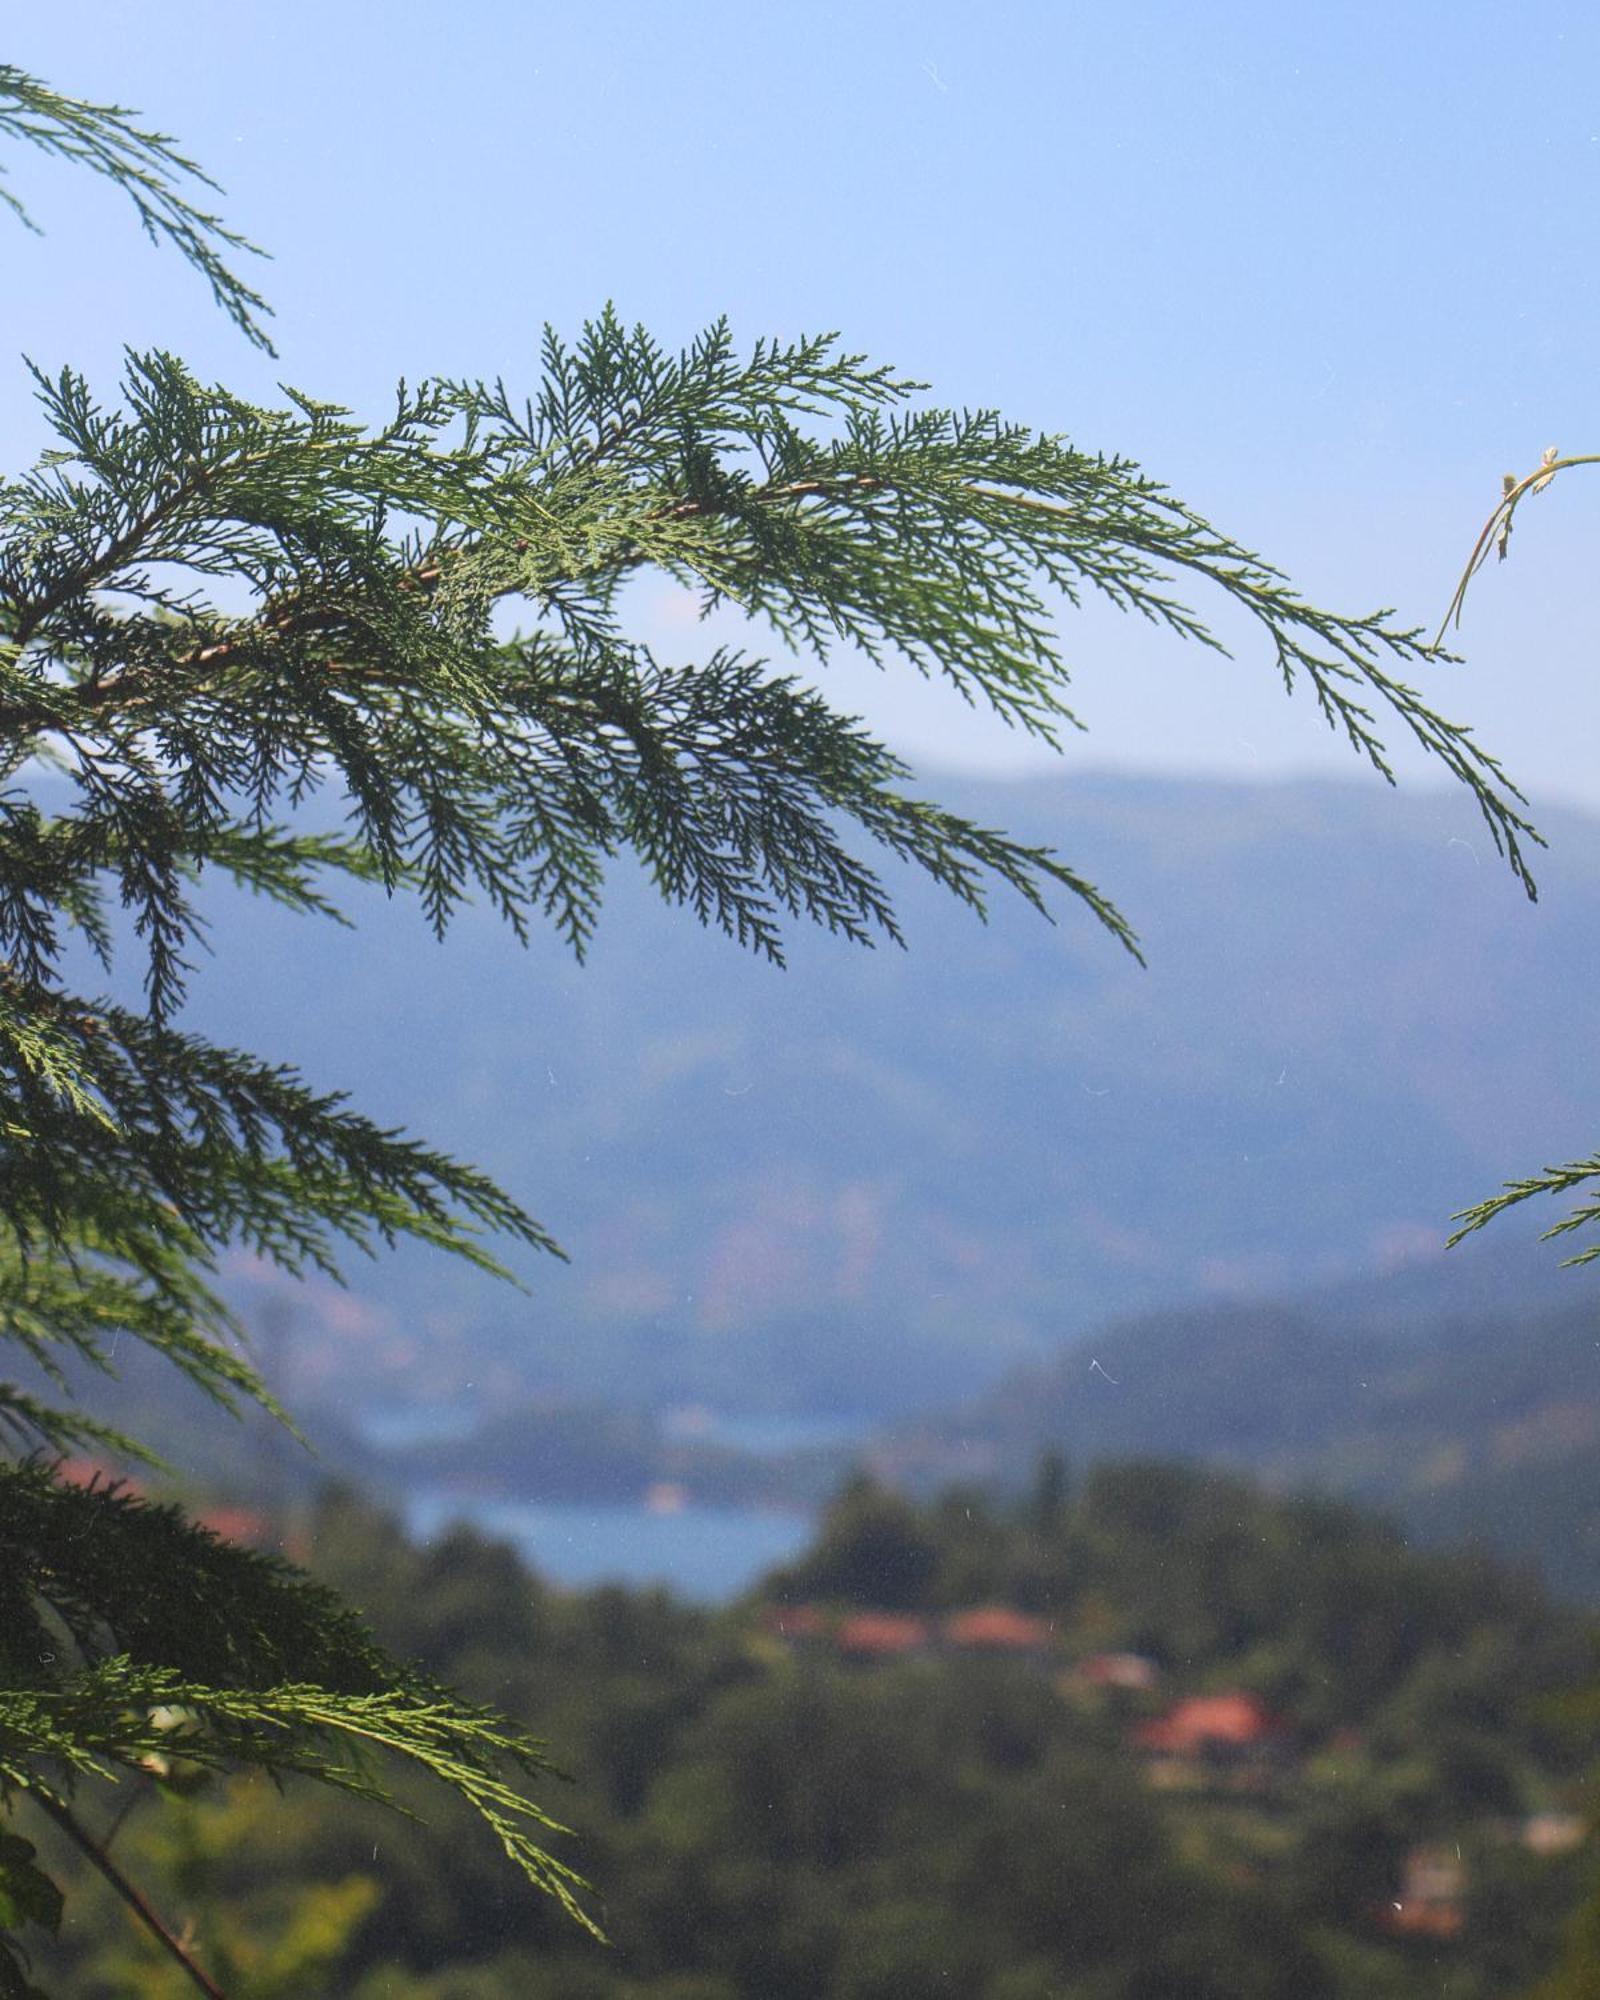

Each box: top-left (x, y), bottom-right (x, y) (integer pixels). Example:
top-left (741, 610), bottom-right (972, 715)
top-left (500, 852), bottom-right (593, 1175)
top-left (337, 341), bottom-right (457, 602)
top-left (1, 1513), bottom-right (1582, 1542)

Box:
top-left (0, 1464), bottom-right (595, 1968)
top-left (0, 65), bottom-right (272, 350)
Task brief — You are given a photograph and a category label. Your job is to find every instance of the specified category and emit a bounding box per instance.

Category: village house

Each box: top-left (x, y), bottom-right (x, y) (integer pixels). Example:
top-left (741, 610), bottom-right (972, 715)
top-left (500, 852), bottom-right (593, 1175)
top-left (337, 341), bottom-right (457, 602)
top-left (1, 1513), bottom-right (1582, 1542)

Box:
top-left (52, 1456), bottom-right (142, 1497)
top-left (194, 1503), bottom-right (279, 1550)
top-left (1132, 1691), bottom-right (1289, 1791)
top-left (1382, 1845), bottom-right (1466, 1940)
top-left (941, 1606), bottom-right (1055, 1660)
top-left (834, 1612), bottom-right (932, 1662)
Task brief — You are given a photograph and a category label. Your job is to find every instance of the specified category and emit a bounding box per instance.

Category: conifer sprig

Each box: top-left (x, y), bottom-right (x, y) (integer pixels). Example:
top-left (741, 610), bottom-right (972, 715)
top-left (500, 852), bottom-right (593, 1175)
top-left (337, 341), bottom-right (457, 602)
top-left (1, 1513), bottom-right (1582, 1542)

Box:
top-left (0, 66), bottom-right (272, 351)
top-left (1450, 1154), bottom-right (1600, 1267)
top-left (0, 1465), bottom-right (595, 1937)
top-left (0, 333), bottom-right (1539, 1010)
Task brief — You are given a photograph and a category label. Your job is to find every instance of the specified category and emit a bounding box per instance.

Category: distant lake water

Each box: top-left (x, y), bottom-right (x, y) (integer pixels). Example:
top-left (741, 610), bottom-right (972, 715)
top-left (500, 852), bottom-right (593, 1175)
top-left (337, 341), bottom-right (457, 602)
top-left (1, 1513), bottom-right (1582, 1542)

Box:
top-left (355, 1404), bottom-right (482, 1452)
top-left (664, 1409), bottom-right (874, 1455)
top-left (361, 1404), bottom-right (875, 1458)
top-left (404, 1490), bottom-right (815, 1601)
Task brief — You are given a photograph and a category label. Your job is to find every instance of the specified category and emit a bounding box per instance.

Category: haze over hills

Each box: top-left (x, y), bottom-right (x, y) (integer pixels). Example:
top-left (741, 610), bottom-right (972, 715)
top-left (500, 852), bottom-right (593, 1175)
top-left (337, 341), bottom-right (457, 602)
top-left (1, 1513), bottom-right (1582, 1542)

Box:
top-left (84, 1221), bottom-right (1600, 1605)
top-left (870, 1263), bottom-right (1600, 1598)
top-left (157, 769), bottom-right (1600, 1423)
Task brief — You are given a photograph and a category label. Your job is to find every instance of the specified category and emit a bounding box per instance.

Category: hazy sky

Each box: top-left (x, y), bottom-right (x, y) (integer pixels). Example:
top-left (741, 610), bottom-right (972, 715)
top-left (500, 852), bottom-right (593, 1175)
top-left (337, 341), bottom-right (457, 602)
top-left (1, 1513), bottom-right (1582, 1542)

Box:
top-left (5, 3), bottom-right (1599, 817)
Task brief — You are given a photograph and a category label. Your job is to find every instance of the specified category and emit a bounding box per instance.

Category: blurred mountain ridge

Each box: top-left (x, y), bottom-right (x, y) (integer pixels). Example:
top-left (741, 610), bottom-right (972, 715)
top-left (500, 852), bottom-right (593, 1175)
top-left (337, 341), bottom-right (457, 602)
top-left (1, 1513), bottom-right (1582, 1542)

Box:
top-left (152, 768), bottom-right (1600, 1421)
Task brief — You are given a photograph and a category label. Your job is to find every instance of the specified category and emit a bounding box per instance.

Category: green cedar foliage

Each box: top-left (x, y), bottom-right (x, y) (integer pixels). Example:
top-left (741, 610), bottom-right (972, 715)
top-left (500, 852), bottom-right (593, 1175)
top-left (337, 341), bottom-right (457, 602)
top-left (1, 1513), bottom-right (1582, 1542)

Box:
top-left (0, 57), bottom-right (1538, 1996)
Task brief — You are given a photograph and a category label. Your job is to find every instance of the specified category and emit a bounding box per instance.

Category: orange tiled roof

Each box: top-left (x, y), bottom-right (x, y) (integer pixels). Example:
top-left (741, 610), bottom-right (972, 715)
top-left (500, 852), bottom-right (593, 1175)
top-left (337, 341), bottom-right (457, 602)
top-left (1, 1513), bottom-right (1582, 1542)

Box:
top-left (759, 1603), bottom-right (828, 1640)
top-left (1134, 1692), bottom-right (1280, 1753)
top-left (53, 1456), bottom-right (130, 1491)
top-left (196, 1506), bottom-right (275, 1548)
top-left (943, 1606), bottom-right (1053, 1650)
top-left (835, 1613), bottom-right (930, 1657)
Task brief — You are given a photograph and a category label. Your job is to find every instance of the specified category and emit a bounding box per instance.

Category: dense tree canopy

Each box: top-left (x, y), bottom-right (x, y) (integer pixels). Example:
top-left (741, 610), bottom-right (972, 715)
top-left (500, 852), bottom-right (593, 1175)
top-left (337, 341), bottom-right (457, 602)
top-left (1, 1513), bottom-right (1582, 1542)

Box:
top-left (30, 1475), bottom-right (1594, 1996)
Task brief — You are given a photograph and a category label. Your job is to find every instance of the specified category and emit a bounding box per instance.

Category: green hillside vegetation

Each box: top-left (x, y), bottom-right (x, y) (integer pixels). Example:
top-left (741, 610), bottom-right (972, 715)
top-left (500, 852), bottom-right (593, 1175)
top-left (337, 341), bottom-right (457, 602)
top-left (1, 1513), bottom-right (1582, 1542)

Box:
top-left (887, 1292), bottom-right (1600, 1601)
top-left (29, 1465), bottom-right (1597, 1998)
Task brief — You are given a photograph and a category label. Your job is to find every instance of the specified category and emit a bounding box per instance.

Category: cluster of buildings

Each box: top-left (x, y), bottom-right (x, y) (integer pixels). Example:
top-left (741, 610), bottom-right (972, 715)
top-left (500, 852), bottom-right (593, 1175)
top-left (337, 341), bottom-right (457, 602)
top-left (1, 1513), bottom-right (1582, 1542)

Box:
top-left (753, 1597), bottom-right (1590, 1939)
top-left (758, 1600), bottom-right (1164, 1678)
top-left (758, 1599), bottom-right (1296, 1778)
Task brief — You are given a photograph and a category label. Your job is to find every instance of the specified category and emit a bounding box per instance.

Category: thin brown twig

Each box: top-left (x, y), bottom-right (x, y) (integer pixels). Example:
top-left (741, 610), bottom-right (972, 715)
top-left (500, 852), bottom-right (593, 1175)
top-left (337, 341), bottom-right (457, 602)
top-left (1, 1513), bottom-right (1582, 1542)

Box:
top-left (1435, 452), bottom-right (1600, 646)
top-left (27, 1788), bottom-right (228, 2000)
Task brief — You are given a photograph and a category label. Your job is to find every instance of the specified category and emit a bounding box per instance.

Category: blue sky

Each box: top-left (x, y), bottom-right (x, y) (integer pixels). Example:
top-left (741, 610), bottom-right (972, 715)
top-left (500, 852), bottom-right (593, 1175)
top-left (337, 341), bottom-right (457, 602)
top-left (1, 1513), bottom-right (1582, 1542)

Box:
top-left (5, 2), bottom-right (1599, 816)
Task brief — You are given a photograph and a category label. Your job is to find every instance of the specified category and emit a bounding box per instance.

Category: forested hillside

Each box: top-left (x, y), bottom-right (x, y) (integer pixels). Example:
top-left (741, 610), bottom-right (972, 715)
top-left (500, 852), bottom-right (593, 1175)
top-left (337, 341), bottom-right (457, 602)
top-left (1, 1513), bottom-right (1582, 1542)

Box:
top-left (160, 773), bottom-right (1600, 1423)
top-left (878, 1285), bottom-right (1600, 1598)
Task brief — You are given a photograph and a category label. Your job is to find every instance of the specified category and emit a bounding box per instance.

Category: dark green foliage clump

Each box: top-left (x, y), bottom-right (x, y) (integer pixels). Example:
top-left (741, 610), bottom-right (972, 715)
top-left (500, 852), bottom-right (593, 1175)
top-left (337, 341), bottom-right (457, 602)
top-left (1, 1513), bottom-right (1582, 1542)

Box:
top-left (0, 1461), bottom-right (591, 1988)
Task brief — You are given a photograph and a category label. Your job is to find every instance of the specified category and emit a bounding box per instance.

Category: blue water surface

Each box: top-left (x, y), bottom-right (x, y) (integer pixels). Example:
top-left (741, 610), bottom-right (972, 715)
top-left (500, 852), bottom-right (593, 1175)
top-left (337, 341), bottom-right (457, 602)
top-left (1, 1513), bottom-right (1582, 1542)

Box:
top-left (404, 1491), bottom-right (814, 1602)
